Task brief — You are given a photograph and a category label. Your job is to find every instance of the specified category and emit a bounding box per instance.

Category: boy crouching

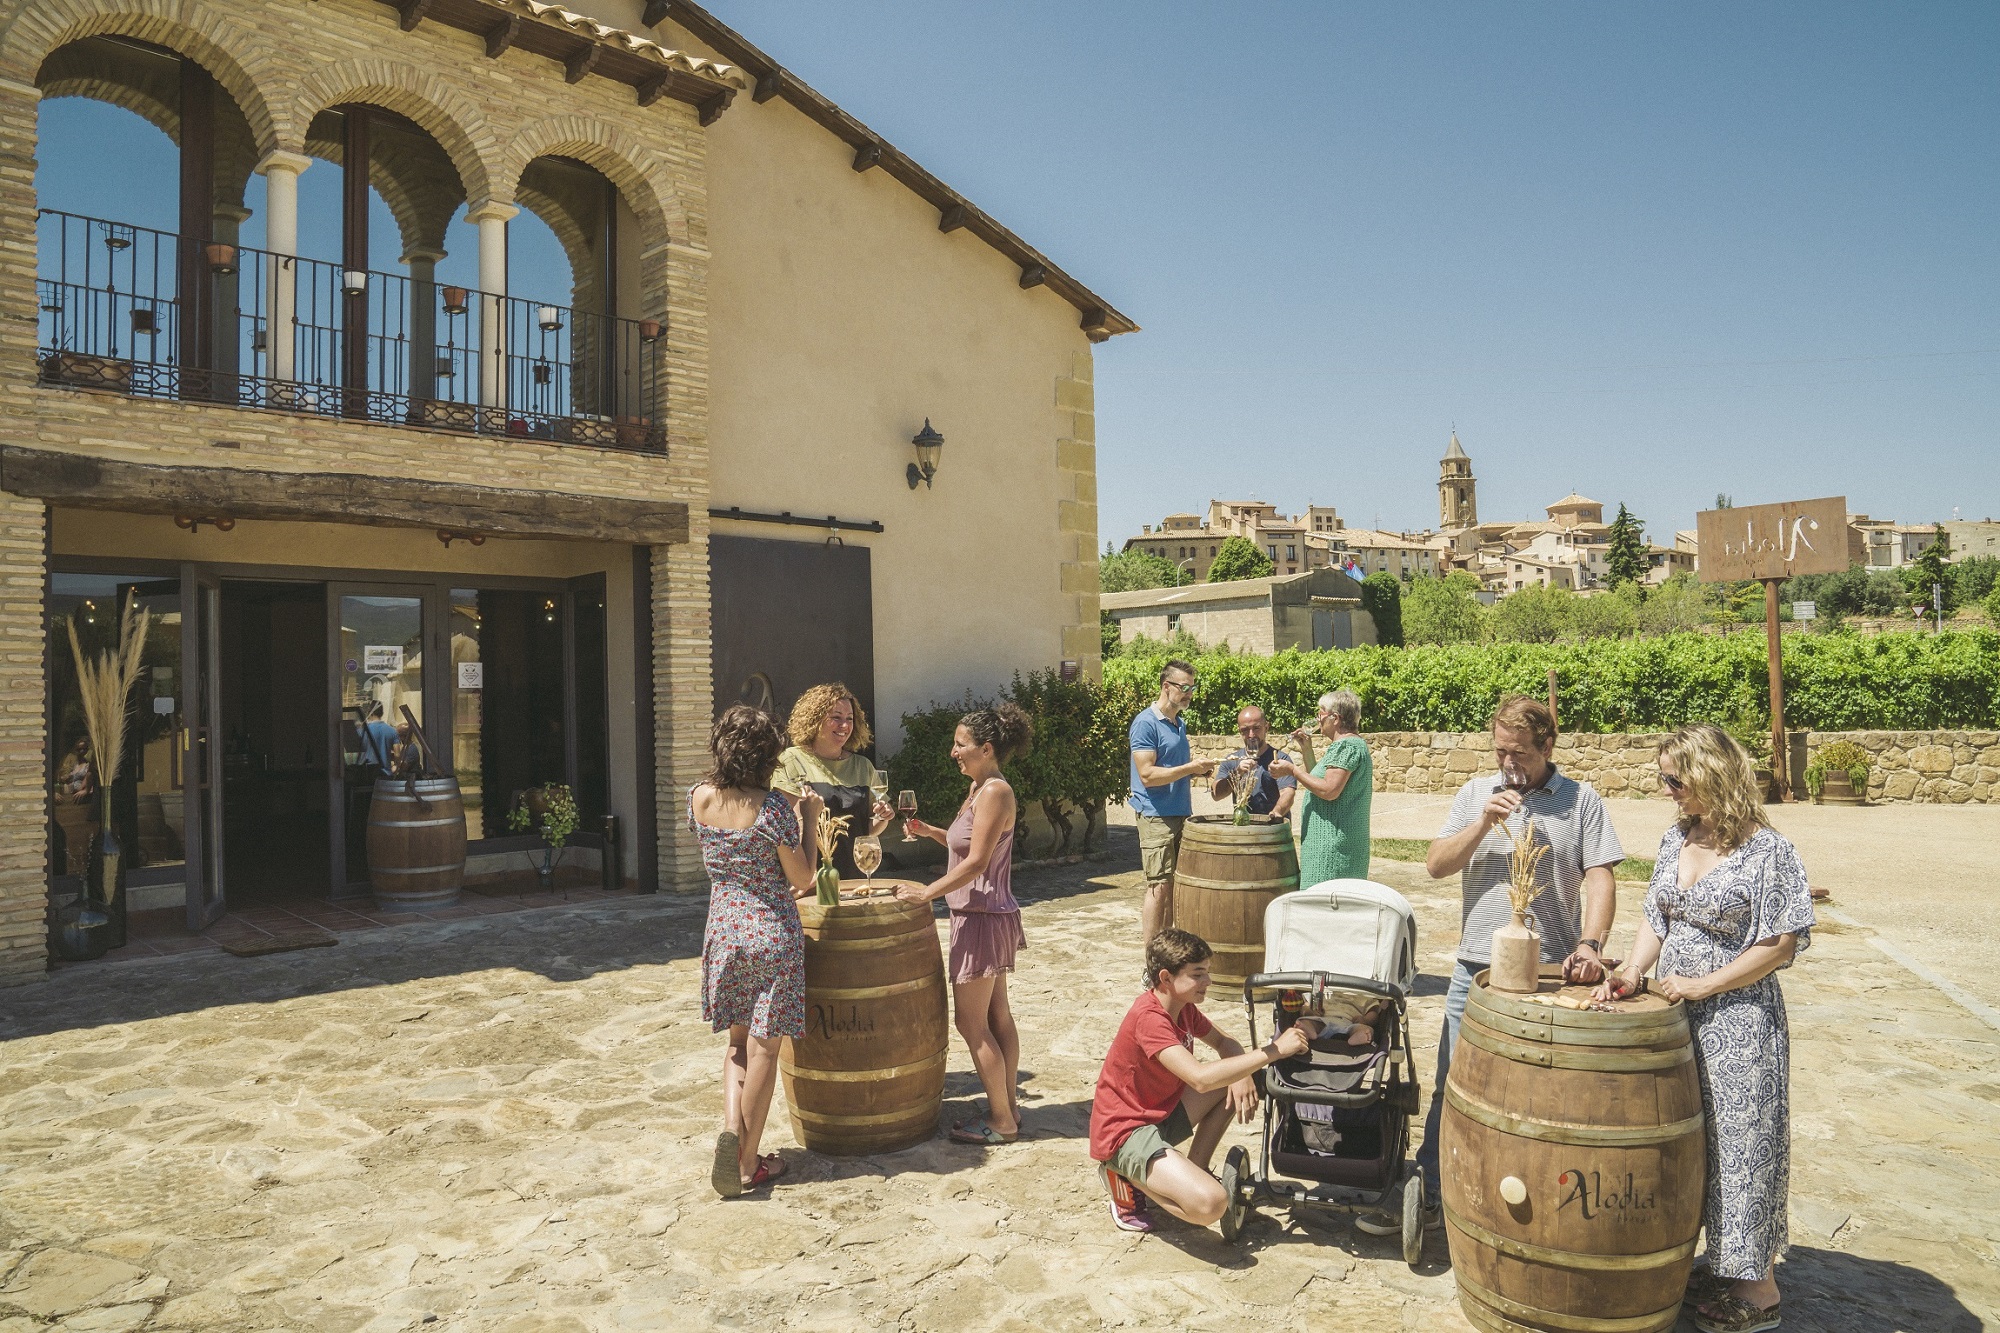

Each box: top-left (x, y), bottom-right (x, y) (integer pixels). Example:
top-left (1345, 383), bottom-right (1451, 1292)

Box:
top-left (1089, 928), bottom-right (1309, 1232)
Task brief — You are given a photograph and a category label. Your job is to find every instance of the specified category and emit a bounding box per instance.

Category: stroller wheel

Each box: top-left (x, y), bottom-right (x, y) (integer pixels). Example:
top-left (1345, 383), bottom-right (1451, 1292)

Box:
top-left (1400, 1175), bottom-right (1425, 1266)
top-left (1219, 1145), bottom-right (1251, 1243)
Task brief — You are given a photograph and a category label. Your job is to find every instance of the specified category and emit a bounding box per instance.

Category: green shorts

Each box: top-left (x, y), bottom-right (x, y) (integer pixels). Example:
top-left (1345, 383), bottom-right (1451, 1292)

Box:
top-left (1136, 815), bottom-right (1186, 886)
top-left (1106, 1102), bottom-right (1193, 1185)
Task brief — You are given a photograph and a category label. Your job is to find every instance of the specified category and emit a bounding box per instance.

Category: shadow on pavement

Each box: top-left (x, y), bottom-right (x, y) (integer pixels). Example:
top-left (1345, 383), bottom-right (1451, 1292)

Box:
top-left (1766, 1245), bottom-right (1986, 1333)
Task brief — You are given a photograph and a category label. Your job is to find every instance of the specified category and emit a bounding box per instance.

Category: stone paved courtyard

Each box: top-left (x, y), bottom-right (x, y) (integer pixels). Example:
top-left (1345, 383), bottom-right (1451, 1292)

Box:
top-left (2, 826), bottom-right (1996, 1332)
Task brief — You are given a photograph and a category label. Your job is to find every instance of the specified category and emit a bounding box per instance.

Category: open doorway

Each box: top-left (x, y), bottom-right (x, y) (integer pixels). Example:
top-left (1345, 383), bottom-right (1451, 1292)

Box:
top-left (218, 581), bottom-right (330, 904)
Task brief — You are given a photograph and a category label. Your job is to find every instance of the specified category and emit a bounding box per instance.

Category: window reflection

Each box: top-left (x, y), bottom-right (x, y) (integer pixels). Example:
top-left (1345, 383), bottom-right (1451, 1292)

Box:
top-left (451, 589), bottom-right (566, 840)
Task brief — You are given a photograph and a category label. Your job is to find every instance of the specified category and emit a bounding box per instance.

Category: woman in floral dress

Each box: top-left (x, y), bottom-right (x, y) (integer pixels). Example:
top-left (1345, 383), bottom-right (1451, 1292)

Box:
top-left (691, 705), bottom-right (820, 1198)
top-left (1598, 723), bottom-right (1815, 1333)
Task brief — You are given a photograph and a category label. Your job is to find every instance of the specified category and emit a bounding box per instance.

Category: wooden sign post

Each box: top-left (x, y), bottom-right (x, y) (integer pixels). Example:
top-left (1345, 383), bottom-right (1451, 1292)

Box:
top-left (1695, 496), bottom-right (1849, 798)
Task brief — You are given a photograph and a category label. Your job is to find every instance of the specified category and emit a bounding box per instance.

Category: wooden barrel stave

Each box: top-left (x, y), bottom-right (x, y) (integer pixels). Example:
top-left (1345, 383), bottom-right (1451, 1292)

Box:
top-left (1443, 968), bottom-right (1704, 1333)
top-left (782, 888), bottom-right (949, 1156)
top-left (1174, 817), bottom-right (1299, 986)
top-left (367, 778), bottom-right (468, 910)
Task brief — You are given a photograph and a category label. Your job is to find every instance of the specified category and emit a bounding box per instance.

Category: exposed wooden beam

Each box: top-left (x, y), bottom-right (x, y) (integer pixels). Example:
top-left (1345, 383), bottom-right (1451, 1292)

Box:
top-left (641, 0), bottom-right (671, 27)
top-left (483, 15), bottom-right (521, 58)
top-left (698, 89), bottom-right (734, 126)
top-left (0, 448), bottom-right (690, 546)
top-left (396, 0), bottom-right (431, 32)
top-left (1018, 265), bottom-right (1047, 290)
top-left (851, 142), bottom-right (882, 172)
top-left (938, 204), bottom-right (969, 233)
top-left (636, 73), bottom-right (669, 107)
top-left (752, 71), bottom-right (783, 103)
top-left (564, 43), bottom-right (603, 84)
top-left (1080, 307), bottom-right (1111, 343)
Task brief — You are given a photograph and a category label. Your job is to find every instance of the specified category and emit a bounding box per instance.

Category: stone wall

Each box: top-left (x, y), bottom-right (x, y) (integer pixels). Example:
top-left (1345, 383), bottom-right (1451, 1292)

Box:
top-left (1189, 730), bottom-right (2000, 805)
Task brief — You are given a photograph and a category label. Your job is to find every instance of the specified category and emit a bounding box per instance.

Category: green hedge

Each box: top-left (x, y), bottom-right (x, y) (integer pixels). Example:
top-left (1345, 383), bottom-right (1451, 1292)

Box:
top-left (1103, 630), bottom-right (2000, 735)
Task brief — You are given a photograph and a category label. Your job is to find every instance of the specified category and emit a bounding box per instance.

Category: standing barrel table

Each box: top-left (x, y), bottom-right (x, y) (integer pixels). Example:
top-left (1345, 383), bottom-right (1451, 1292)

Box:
top-left (1442, 966), bottom-right (1704, 1333)
top-left (367, 777), bottom-right (468, 910)
top-left (1174, 816), bottom-right (1299, 988)
top-left (781, 881), bottom-right (949, 1155)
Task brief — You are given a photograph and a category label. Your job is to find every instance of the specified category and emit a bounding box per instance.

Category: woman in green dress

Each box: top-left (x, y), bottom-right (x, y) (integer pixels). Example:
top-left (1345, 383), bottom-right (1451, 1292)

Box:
top-left (1273, 688), bottom-right (1373, 885)
top-left (772, 682), bottom-right (895, 877)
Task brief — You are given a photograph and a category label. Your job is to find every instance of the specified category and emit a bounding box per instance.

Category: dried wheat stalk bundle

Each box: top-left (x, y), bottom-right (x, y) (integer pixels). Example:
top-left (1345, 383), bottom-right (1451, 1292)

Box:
top-left (813, 812), bottom-right (852, 864)
top-left (66, 591), bottom-right (152, 791)
top-left (1498, 815), bottom-right (1550, 918)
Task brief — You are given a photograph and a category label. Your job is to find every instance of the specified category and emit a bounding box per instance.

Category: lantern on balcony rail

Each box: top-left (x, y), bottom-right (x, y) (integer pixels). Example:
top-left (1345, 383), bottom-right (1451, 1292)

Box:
top-left (441, 286), bottom-right (469, 316)
top-left (435, 355), bottom-right (456, 379)
top-left (341, 270), bottom-right (368, 294)
top-left (532, 362), bottom-right (552, 386)
top-left (252, 330), bottom-right (267, 352)
top-left (101, 223), bottom-right (132, 253)
top-left (130, 307), bottom-right (157, 336)
top-left (536, 305), bottom-right (563, 332)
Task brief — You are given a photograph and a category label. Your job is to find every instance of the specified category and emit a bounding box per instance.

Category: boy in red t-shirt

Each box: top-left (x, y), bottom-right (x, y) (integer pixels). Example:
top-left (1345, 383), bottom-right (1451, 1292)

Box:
top-left (1090, 929), bottom-right (1308, 1232)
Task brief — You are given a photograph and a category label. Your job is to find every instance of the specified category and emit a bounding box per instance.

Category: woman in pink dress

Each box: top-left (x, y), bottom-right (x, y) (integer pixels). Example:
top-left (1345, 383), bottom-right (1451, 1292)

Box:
top-left (898, 704), bottom-right (1033, 1146)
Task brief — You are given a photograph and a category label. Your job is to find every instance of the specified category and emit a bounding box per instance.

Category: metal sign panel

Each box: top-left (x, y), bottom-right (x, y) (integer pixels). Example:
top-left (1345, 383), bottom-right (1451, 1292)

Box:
top-left (1793, 600), bottom-right (1816, 621)
top-left (1696, 497), bottom-right (1849, 583)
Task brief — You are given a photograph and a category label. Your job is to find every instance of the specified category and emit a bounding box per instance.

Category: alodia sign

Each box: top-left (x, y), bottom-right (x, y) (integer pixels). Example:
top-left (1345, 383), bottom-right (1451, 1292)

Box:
top-left (1695, 496), bottom-right (1849, 583)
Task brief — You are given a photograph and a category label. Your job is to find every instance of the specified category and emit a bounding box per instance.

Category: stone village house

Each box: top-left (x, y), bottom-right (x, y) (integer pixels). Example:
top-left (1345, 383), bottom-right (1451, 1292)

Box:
top-left (0, 0), bottom-right (1133, 984)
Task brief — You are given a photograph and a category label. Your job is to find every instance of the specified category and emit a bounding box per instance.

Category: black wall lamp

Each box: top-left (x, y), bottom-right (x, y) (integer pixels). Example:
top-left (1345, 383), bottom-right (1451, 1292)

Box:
top-left (906, 419), bottom-right (944, 489)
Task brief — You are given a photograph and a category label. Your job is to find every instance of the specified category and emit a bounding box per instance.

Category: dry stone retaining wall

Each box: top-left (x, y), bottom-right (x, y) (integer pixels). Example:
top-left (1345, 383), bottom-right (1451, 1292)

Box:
top-left (1190, 730), bottom-right (2000, 805)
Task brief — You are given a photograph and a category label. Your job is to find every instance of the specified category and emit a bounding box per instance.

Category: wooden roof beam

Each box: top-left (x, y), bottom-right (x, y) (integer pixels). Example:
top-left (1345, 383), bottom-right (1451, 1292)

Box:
top-left (397, 0), bottom-right (431, 32)
top-left (484, 15), bottom-right (521, 58)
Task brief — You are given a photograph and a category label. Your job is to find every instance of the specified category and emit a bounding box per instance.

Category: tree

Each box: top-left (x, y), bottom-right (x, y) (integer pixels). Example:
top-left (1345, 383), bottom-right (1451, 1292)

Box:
top-left (1637, 573), bottom-right (1709, 634)
top-left (1402, 572), bottom-right (1486, 645)
top-left (1100, 612), bottom-right (1121, 659)
top-left (1207, 536), bottom-right (1274, 582)
top-left (1487, 583), bottom-right (1574, 643)
top-left (1360, 572), bottom-right (1404, 646)
top-left (1986, 584), bottom-right (2000, 628)
top-left (1099, 542), bottom-right (1190, 594)
top-left (1904, 526), bottom-right (1953, 616)
top-left (1570, 586), bottom-right (1639, 640)
top-left (1605, 503), bottom-right (1649, 588)
top-left (1715, 494), bottom-right (1733, 510)
top-left (1949, 555), bottom-right (2000, 607)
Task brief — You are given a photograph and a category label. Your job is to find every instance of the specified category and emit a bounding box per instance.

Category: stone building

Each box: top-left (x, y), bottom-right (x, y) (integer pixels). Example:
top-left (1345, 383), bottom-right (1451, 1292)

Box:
top-left (1, 0), bottom-right (1132, 983)
top-left (1102, 567), bottom-right (1375, 654)
top-left (1438, 430), bottom-right (1476, 529)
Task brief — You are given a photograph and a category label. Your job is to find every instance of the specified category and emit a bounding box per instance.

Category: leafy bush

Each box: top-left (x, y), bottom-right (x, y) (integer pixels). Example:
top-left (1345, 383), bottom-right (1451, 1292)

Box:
top-left (1100, 543), bottom-right (1191, 593)
top-left (1951, 556), bottom-right (2000, 607)
top-left (1403, 572), bottom-right (1485, 645)
top-left (1804, 738), bottom-right (1871, 799)
top-left (1207, 536), bottom-right (1273, 582)
top-left (1361, 572), bottom-right (1404, 646)
top-left (1638, 574), bottom-right (1709, 635)
top-left (1487, 584), bottom-right (1574, 643)
top-left (1569, 589), bottom-right (1639, 641)
top-left (1988, 585), bottom-right (2000, 628)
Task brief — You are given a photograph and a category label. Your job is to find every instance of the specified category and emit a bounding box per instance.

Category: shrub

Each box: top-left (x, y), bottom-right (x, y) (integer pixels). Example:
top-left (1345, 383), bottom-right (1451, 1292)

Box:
top-left (1568, 590), bottom-right (1638, 641)
top-left (1488, 584), bottom-right (1574, 643)
top-left (1361, 572), bottom-right (1404, 646)
top-left (1207, 536), bottom-right (1273, 582)
top-left (1987, 585), bottom-right (2000, 628)
top-left (1100, 543), bottom-right (1191, 593)
top-left (1403, 572), bottom-right (1485, 645)
top-left (1804, 738), bottom-right (1871, 800)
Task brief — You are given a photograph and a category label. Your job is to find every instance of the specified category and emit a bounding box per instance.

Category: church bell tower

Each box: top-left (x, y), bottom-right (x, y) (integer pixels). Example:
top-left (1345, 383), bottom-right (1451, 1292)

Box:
top-left (1439, 431), bottom-right (1477, 530)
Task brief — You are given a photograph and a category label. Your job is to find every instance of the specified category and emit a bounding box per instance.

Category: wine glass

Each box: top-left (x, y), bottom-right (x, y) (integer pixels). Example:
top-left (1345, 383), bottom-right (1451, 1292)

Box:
top-left (897, 789), bottom-right (918, 840)
top-left (853, 835), bottom-right (882, 894)
top-left (870, 767), bottom-right (890, 815)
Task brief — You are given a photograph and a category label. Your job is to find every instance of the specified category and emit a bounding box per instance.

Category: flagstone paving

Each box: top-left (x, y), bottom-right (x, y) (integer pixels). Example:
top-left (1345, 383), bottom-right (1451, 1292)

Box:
top-left (0, 836), bottom-right (1994, 1331)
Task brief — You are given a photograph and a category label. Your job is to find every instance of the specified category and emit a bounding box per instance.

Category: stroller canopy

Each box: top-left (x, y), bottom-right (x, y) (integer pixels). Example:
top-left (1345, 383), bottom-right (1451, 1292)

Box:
top-left (1262, 880), bottom-right (1418, 991)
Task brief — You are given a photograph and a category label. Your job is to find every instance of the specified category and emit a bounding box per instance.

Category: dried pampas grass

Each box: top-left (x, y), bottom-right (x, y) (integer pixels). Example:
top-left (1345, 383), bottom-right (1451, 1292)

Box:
top-left (66, 591), bottom-right (152, 790)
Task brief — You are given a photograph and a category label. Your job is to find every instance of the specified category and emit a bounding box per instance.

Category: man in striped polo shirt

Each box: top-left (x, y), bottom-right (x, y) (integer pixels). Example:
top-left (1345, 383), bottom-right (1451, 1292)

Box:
top-left (1358, 694), bottom-right (1623, 1235)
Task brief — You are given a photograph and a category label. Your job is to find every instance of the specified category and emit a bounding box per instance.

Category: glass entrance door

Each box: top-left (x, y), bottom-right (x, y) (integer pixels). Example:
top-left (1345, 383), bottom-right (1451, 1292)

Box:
top-left (333, 589), bottom-right (427, 889)
top-left (183, 568), bottom-right (224, 929)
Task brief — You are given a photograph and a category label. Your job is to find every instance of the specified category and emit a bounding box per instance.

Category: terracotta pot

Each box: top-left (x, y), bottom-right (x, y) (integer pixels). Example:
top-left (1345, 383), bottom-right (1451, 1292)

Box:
top-left (1817, 770), bottom-right (1866, 806)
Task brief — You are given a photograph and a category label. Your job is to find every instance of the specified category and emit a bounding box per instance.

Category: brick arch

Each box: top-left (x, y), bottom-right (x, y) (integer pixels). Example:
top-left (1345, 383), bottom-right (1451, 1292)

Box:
top-left (497, 114), bottom-right (687, 253)
top-left (291, 57), bottom-right (497, 207)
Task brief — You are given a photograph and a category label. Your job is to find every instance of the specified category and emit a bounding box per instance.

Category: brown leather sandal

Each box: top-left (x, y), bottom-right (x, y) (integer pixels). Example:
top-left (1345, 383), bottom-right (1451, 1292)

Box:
top-left (1694, 1294), bottom-right (1781, 1333)
top-left (1684, 1266), bottom-right (1732, 1306)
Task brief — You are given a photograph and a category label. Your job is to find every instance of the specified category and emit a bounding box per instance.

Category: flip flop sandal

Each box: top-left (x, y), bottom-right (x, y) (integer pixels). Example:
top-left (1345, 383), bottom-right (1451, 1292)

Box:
top-left (1694, 1295), bottom-right (1781, 1333)
top-left (710, 1131), bottom-right (743, 1199)
top-left (742, 1154), bottom-right (788, 1191)
top-left (949, 1118), bottom-right (1018, 1145)
top-left (1684, 1266), bottom-right (1732, 1306)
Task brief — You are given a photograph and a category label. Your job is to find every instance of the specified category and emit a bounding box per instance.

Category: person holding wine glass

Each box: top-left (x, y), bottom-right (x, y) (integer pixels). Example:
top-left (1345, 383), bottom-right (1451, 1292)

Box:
top-left (1271, 689), bottom-right (1372, 884)
top-left (772, 683), bottom-right (895, 879)
top-left (897, 703), bottom-right (1034, 1146)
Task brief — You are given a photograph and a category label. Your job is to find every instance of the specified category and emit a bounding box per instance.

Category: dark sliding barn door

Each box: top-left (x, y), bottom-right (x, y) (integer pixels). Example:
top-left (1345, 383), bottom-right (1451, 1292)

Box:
top-left (709, 535), bottom-right (875, 743)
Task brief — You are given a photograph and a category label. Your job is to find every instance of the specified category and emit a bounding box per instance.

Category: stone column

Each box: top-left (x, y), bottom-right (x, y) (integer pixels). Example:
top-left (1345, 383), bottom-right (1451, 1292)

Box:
top-left (209, 202), bottom-right (253, 388)
top-left (402, 244), bottom-right (447, 414)
top-left (0, 494), bottom-right (47, 986)
top-left (465, 201), bottom-right (517, 418)
top-left (254, 150), bottom-right (312, 391)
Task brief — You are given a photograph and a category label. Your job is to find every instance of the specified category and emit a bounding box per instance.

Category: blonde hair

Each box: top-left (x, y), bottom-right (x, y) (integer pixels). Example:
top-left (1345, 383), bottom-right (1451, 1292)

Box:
top-left (785, 682), bottom-right (874, 752)
top-left (1658, 722), bottom-right (1771, 852)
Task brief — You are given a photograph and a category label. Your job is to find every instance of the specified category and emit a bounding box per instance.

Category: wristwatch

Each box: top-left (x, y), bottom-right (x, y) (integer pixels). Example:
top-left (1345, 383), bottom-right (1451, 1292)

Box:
top-left (1577, 938), bottom-right (1602, 952)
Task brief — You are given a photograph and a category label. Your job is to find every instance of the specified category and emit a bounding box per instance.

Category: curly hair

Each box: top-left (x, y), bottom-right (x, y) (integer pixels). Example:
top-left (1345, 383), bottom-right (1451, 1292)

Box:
top-left (1658, 722), bottom-right (1771, 852)
top-left (785, 682), bottom-right (873, 752)
top-left (960, 701), bottom-right (1034, 764)
top-left (707, 705), bottom-right (785, 791)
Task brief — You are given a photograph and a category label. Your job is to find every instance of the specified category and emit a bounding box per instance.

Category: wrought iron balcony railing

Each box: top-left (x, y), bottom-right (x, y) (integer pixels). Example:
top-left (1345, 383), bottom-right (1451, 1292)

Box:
top-left (34, 209), bottom-right (666, 453)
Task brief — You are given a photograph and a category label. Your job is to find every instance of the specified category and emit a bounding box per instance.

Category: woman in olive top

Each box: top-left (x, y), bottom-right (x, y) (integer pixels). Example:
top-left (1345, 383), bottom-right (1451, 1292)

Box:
top-left (1273, 689), bottom-right (1374, 885)
top-left (772, 682), bottom-right (894, 878)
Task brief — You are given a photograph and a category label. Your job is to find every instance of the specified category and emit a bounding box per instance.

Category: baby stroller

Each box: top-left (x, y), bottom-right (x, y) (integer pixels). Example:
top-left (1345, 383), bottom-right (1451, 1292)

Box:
top-left (1217, 879), bottom-right (1426, 1264)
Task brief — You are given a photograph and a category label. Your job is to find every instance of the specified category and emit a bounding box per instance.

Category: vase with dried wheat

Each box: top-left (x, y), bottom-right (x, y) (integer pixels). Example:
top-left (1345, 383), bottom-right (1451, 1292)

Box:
top-left (813, 812), bottom-right (852, 906)
top-left (1489, 815), bottom-right (1549, 993)
top-left (62, 591), bottom-right (153, 955)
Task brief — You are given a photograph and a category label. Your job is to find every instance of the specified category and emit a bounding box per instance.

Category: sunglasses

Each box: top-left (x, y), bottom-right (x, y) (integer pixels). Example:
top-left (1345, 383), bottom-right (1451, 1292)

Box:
top-left (1166, 679), bottom-right (1197, 695)
top-left (1660, 772), bottom-right (1686, 792)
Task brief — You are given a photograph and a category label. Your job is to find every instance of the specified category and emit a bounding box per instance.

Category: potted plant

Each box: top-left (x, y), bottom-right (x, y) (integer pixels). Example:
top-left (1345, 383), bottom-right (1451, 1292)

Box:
top-left (507, 782), bottom-right (579, 892)
top-left (1722, 711), bottom-right (1778, 802)
top-left (56, 591), bottom-right (153, 956)
top-left (1804, 740), bottom-right (1871, 806)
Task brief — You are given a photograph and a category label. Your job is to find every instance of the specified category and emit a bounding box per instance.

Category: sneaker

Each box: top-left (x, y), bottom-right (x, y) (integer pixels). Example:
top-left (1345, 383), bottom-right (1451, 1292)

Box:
top-left (1103, 1169), bottom-right (1153, 1233)
top-left (1355, 1198), bottom-right (1441, 1235)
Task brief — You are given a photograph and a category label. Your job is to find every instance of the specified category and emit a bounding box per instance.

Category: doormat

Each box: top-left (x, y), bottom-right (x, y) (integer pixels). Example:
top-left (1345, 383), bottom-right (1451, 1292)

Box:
top-left (219, 926), bottom-right (338, 957)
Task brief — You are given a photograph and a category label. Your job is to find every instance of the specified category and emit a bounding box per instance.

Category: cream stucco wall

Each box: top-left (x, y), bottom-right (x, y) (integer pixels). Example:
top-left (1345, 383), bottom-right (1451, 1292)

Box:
top-left (663, 19), bottom-right (1100, 751)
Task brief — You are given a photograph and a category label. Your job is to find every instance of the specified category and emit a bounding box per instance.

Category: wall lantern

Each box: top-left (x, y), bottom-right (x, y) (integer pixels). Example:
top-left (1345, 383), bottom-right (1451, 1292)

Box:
top-left (441, 286), bottom-right (470, 316)
top-left (434, 354), bottom-right (456, 378)
top-left (205, 242), bottom-right (237, 275)
top-left (341, 270), bottom-right (368, 294)
top-left (906, 419), bottom-right (943, 490)
top-left (536, 305), bottom-right (563, 332)
top-left (130, 307), bottom-right (157, 336)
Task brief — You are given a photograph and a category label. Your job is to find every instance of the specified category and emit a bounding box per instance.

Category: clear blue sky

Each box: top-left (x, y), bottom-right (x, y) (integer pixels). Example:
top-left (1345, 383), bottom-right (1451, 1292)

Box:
top-left (36, 3), bottom-right (1997, 547)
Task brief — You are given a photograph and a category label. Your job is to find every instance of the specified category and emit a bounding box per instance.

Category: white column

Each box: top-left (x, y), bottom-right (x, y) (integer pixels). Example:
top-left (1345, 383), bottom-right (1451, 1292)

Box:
top-left (254, 150), bottom-right (312, 390)
top-left (466, 201), bottom-right (517, 415)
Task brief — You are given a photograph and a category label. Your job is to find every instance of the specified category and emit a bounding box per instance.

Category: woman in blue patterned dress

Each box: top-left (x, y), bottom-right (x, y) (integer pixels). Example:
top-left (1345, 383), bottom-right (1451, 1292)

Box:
top-left (1597, 723), bottom-right (1815, 1333)
top-left (691, 705), bottom-right (821, 1198)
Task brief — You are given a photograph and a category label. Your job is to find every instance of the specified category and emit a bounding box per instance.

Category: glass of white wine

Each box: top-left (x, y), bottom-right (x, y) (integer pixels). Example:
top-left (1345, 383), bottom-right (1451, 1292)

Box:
top-left (852, 835), bottom-right (882, 894)
top-left (870, 767), bottom-right (890, 814)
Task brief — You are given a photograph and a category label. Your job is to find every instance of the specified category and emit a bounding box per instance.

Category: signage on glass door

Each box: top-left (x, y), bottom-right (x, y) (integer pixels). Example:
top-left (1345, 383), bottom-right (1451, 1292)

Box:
top-left (364, 645), bottom-right (404, 674)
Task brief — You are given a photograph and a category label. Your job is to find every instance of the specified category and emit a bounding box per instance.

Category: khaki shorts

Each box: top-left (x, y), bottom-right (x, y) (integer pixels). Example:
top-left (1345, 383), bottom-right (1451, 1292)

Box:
top-left (1137, 815), bottom-right (1186, 886)
top-left (1106, 1103), bottom-right (1194, 1185)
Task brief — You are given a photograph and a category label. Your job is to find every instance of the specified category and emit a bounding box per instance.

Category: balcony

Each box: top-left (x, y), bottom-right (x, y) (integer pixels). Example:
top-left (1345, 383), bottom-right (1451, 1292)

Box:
top-left (34, 210), bottom-right (666, 453)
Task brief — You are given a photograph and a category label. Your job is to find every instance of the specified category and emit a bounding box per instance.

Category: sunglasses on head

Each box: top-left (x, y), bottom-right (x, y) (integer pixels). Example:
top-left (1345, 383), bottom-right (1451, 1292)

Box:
top-left (1660, 772), bottom-right (1686, 792)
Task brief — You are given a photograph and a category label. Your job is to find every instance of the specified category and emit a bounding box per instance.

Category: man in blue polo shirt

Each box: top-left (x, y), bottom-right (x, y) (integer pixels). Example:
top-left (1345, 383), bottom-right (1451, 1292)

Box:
top-left (1129, 659), bottom-right (1215, 946)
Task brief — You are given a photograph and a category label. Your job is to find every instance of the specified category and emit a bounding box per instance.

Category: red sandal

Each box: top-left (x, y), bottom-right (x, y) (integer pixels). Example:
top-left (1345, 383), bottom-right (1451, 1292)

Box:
top-left (741, 1153), bottom-right (788, 1191)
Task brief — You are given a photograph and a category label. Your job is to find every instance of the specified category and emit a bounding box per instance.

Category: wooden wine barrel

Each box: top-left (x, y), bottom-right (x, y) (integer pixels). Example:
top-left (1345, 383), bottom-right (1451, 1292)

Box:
top-left (1442, 967), bottom-right (1705, 1333)
top-left (782, 883), bottom-right (948, 1155)
top-left (367, 777), bottom-right (468, 910)
top-left (1173, 816), bottom-right (1299, 988)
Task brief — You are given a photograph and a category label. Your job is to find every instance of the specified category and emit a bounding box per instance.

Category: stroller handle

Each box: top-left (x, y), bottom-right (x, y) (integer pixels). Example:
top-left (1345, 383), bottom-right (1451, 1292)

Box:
top-left (1244, 971), bottom-right (1404, 1004)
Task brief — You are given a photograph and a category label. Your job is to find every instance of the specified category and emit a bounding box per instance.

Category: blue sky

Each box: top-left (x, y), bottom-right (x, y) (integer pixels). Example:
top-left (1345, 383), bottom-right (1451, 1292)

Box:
top-left (36, 3), bottom-right (1998, 546)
